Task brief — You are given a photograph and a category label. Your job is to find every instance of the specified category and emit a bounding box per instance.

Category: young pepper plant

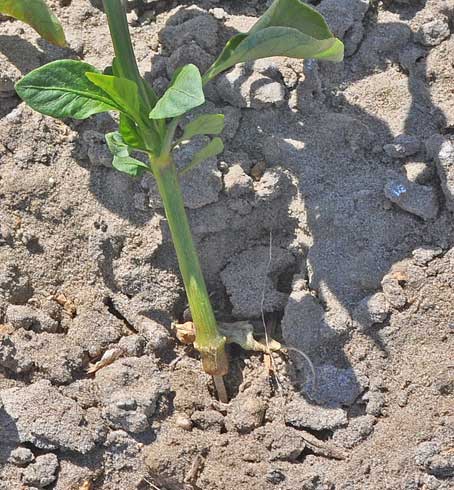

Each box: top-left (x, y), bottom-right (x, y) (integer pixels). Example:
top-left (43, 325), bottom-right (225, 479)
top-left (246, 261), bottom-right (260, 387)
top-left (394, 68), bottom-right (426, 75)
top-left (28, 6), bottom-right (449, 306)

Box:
top-left (0, 0), bottom-right (66, 47)
top-left (15, 0), bottom-right (343, 384)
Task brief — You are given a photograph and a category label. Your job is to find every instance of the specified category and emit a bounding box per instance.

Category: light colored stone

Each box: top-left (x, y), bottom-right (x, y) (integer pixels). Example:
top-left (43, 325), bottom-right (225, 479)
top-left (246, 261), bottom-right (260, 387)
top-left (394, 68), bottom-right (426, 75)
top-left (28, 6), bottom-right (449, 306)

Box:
top-left (427, 135), bottom-right (454, 210)
top-left (416, 17), bottom-right (450, 47)
top-left (384, 177), bottom-right (438, 221)
top-left (8, 447), bottom-right (34, 465)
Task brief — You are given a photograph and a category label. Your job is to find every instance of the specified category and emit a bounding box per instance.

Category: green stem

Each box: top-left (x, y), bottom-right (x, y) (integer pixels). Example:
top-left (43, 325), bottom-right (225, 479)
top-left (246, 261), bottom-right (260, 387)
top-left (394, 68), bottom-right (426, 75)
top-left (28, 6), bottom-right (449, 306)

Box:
top-left (102, 0), bottom-right (228, 377)
top-left (152, 156), bottom-right (228, 376)
top-left (102, 0), bottom-right (163, 151)
top-left (102, 0), bottom-right (155, 106)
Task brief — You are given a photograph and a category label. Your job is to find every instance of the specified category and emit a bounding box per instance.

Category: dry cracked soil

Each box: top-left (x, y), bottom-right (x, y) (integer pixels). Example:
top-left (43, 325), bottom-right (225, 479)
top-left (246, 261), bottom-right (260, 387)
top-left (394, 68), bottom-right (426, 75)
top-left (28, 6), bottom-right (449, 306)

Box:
top-left (0, 0), bottom-right (454, 489)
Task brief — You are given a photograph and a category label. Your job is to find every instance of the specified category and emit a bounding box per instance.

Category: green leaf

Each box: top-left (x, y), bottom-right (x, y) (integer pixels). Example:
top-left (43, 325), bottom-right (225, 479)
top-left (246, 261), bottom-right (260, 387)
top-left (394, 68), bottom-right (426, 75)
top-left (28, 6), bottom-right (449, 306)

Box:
top-left (140, 77), bottom-right (158, 108)
top-left (182, 114), bottom-right (225, 141)
top-left (150, 64), bottom-right (205, 119)
top-left (104, 58), bottom-right (158, 115)
top-left (112, 157), bottom-right (149, 177)
top-left (105, 132), bottom-right (149, 177)
top-left (203, 34), bottom-right (248, 82)
top-left (119, 114), bottom-right (146, 150)
top-left (105, 132), bottom-right (132, 158)
top-left (85, 72), bottom-right (140, 118)
top-left (179, 137), bottom-right (224, 176)
top-left (0, 0), bottom-right (66, 47)
top-left (204, 0), bottom-right (344, 82)
top-left (15, 60), bottom-right (121, 120)
top-left (249, 0), bottom-right (333, 38)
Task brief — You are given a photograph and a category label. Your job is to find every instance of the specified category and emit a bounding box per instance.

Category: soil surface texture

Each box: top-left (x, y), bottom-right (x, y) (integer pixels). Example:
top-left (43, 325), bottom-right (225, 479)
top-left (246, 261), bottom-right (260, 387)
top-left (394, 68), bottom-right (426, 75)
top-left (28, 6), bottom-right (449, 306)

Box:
top-left (0, 1), bottom-right (453, 489)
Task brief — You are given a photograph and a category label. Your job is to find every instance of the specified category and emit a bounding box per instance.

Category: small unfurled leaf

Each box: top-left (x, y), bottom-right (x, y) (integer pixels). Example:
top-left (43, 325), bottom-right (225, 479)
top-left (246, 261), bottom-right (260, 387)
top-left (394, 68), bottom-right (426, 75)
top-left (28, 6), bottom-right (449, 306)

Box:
top-left (204, 0), bottom-right (344, 82)
top-left (182, 114), bottom-right (225, 141)
top-left (119, 114), bottom-right (146, 150)
top-left (105, 132), bottom-right (149, 177)
top-left (112, 157), bottom-right (149, 177)
top-left (0, 0), bottom-right (66, 47)
top-left (150, 64), bottom-right (204, 119)
top-left (85, 72), bottom-right (140, 117)
top-left (106, 132), bottom-right (132, 158)
top-left (140, 77), bottom-right (158, 108)
top-left (179, 137), bottom-right (224, 176)
top-left (15, 60), bottom-right (120, 119)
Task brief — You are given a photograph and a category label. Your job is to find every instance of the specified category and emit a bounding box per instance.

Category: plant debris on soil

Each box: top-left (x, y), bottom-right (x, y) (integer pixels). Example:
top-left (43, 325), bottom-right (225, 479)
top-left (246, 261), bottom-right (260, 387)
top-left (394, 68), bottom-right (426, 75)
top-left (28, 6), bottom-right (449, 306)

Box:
top-left (1, 1), bottom-right (454, 489)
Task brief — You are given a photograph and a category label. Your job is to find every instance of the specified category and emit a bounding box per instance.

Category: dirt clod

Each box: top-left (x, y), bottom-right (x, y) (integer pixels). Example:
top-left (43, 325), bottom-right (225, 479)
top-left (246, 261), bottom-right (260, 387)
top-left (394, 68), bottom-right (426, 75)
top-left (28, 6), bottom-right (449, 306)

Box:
top-left (22, 453), bottom-right (59, 488)
top-left (0, 380), bottom-right (101, 453)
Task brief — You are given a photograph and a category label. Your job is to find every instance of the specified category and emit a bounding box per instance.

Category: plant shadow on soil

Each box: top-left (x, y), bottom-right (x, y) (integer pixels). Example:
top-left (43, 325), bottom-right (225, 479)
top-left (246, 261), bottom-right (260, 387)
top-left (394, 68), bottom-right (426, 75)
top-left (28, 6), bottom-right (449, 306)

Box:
top-left (187, 0), bottom-right (449, 400)
top-left (0, 402), bottom-right (19, 466)
top-left (0, 33), bottom-right (81, 118)
top-left (0, 35), bottom-right (41, 119)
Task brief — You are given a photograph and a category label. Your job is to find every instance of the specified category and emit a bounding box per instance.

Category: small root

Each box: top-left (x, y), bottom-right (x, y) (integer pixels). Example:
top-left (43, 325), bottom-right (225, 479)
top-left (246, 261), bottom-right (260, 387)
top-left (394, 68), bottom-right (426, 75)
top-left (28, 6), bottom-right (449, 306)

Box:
top-left (260, 231), bottom-right (279, 376)
top-left (283, 346), bottom-right (317, 398)
top-left (142, 478), bottom-right (163, 490)
top-left (213, 375), bottom-right (229, 403)
top-left (184, 454), bottom-right (204, 484)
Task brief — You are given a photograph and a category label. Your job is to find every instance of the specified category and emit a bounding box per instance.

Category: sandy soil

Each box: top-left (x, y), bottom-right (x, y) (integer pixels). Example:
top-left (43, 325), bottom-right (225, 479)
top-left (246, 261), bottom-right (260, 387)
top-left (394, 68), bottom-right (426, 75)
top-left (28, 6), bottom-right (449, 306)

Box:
top-left (0, 0), bottom-right (453, 489)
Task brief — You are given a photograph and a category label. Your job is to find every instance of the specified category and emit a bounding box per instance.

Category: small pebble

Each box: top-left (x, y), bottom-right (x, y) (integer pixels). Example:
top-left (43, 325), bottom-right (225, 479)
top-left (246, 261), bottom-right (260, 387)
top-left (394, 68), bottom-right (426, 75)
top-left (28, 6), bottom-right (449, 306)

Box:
top-left (384, 177), bottom-right (438, 221)
top-left (217, 161), bottom-right (229, 174)
top-left (8, 447), bottom-right (34, 466)
top-left (383, 134), bottom-right (420, 159)
top-left (127, 10), bottom-right (140, 26)
top-left (250, 161), bottom-right (266, 180)
top-left (416, 17), bottom-right (450, 47)
top-left (211, 7), bottom-right (226, 19)
top-left (116, 398), bottom-right (137, 410)
top-left (118, 334), bottom-right (145, 357)
top-left (266, 469), bottom-right (286, 484)
top-left (174, 413), bottom-right (193, 431)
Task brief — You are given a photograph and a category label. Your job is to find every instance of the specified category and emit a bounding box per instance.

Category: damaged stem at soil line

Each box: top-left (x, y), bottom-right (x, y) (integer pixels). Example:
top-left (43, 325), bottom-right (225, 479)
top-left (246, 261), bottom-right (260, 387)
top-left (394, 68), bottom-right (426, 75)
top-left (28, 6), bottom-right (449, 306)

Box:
top-left (103, 0), bottom-right (229, 380)
top-left (152, 156), bottom-right (229, 378)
